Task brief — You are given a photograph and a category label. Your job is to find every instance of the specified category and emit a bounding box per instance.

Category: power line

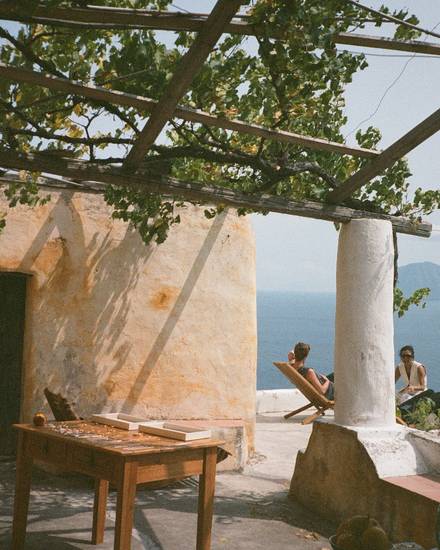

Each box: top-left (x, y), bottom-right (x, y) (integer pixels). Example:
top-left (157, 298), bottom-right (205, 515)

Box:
top-left (344, 20), bottom-right (440, 140)
top-left (344, 56), bottom-right (415, 139)
top-left (170, 4), bottom-right (191, 14)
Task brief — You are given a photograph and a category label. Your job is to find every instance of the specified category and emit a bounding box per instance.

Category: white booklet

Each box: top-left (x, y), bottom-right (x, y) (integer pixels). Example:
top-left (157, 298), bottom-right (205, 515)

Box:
top-left (139, 422), bottom-right (211, 441)
top-left (91, 413), bottom-right (147, 431)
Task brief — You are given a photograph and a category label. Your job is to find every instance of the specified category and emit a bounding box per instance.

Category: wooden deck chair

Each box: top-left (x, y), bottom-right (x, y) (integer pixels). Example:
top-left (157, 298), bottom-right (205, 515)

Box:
top-left (273, 362), bottom-right (334, 425)
top-left (273, 362), bottom-right (406, 427)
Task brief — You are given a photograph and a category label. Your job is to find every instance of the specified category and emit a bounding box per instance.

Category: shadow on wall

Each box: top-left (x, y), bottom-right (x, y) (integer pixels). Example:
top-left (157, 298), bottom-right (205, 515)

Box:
top-left (119, 210), bottom-right (228, 413)
top-left (17, 193), bottom-right (228, 417)
top-left (20, 192), bottom-right (147, 416)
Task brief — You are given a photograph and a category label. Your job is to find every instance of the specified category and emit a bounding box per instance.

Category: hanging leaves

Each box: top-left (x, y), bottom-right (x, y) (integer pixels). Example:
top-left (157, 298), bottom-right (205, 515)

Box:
top-left (0, 0), bottom-right (437, 245)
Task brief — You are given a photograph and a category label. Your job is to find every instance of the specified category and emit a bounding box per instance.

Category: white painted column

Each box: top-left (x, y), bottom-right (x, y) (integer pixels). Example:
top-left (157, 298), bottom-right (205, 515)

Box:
top-left (334, 219), bottom-right (395, 427)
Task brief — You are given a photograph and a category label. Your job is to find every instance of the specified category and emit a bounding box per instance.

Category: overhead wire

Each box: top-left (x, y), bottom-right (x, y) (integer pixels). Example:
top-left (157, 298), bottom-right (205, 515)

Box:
top-left (344, 57), bottom-right (418, 139)
top-left (170, 4), bottom-right (191, 14)
top-left (344, 19), bottom-right (440, 140)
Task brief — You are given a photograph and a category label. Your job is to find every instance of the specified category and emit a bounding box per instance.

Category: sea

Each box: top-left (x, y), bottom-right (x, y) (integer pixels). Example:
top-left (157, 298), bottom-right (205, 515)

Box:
top-left (257, 291), bottom-right (440, 391)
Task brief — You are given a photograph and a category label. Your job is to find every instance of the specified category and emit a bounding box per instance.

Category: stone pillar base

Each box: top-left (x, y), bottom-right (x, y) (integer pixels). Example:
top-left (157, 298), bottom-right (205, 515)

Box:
top-left (290, 420), bottom-right (438, 548)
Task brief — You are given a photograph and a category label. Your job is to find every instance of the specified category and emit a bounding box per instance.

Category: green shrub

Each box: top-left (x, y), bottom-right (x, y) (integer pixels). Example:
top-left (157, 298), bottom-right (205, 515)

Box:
top-left (405, 398), bottom-right (440, 431)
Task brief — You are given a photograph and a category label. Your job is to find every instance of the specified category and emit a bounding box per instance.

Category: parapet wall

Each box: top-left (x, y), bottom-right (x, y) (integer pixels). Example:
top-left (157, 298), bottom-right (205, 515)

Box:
top-left (290, 420), bottom-right (440, 548)
top-left (256, 389), bottom-right (308, 413)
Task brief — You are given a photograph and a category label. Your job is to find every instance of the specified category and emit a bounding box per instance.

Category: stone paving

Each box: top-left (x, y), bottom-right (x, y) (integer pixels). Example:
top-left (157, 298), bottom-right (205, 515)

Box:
top-left (0, 412), bottom-right (336, 549)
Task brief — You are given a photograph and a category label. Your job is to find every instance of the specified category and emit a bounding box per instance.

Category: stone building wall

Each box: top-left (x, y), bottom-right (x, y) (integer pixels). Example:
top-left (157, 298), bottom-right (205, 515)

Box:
top-left (0, 190), bottom-right (257, 445)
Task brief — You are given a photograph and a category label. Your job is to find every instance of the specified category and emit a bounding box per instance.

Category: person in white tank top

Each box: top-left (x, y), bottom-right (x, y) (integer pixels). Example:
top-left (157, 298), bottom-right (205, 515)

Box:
top-left (395, 345), bottom-right (427, 405)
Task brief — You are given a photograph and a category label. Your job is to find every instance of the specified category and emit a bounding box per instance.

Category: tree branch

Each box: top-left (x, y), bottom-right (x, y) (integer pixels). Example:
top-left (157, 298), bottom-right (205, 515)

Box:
top-left (2, 127), bottom-right (134, 146)
top-left (73, 143), bottom-right (340, 189)
top-left (0, 26), bottom-right (139, 134)
top-left (0, 98), bottom-right (43, 131)
top-left (0, 26), bottom-right (65, 78)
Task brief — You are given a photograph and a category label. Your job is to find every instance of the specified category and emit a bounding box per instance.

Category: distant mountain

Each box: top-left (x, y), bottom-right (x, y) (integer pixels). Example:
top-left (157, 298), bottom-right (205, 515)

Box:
top-left (398, 262), bottom-right (440, 301)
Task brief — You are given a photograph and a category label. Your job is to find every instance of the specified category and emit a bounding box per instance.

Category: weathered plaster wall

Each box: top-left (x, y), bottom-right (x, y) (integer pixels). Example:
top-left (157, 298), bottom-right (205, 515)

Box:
top-left (0, 190), bottom-right (257, 444)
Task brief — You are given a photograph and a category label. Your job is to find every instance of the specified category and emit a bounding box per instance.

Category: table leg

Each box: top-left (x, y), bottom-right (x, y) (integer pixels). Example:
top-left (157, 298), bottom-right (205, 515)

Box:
top-left (92, 478), bottom-right (109, 544)
top-left (114, 461), bottom-right (138, 550)
top-left (196, 447), bottom-right (217, 550)
top-left (11, 432), bottom-right (33, 550)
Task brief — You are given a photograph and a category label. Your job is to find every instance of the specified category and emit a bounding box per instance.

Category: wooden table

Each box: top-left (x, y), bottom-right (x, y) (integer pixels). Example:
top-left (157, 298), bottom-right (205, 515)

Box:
top-left (11, 421), bottom-right (223, 550)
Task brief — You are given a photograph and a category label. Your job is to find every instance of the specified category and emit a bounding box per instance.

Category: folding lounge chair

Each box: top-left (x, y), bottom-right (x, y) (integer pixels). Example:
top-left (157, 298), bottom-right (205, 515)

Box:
top-left (273, 362), bottom-right (406, 427)
top-left (273, 362), bottom-right (334, 425)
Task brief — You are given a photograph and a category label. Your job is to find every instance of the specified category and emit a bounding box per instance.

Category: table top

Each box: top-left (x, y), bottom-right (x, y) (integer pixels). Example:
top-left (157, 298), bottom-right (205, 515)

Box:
top-left (14, 421), bottom-right (223, 456)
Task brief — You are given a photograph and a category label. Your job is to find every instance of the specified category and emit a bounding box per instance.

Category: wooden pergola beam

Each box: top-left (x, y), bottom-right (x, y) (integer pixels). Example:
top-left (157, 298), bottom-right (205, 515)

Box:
top-left (0, 63), bottom-right (378, 159)
top-left (328, 107), bottom-right (440, 203)
top-left (0, 150), bottom-right (431, 238)
top-left (0, 171), bottom-right (106, 194)
top-left (1, 4), bottom-right (440, 56)
top-left (123, 0), bottom-right (243, 171)
top-left (336, 32), bottom-right (440, 56)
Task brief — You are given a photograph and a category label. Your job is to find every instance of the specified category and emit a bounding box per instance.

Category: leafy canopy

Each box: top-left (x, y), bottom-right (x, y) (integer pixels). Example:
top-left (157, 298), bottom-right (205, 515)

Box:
top-left (0, 0), bottom-right (438, 253)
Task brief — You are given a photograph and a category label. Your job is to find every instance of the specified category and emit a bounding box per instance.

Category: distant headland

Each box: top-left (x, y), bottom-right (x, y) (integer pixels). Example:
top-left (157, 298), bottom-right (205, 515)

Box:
top-left (398, 262), bottom-right (440, 301)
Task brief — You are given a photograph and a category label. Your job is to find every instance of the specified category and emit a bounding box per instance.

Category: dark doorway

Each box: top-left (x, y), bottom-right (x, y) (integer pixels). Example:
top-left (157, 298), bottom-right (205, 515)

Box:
top-left (0, 272), bottom-right (27, 456)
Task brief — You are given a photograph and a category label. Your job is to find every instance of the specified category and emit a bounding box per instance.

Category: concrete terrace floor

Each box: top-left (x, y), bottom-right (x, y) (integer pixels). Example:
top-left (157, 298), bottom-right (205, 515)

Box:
top-left (0, 412), bottom-right (336, 549)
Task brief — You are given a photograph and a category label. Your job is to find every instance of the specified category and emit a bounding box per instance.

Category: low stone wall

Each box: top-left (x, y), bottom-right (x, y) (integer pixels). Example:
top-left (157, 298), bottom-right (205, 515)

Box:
top-left (290, 420), bottom-right (440, 548)
top-left (256, 389), bottom-right (307, 414)
top-left (409, 429), bottom-right (440, 474)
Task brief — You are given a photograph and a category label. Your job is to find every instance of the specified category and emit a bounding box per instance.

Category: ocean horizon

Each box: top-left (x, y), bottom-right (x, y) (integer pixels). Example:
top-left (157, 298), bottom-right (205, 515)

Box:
top-left (257, 290), bottom-right (440, 392)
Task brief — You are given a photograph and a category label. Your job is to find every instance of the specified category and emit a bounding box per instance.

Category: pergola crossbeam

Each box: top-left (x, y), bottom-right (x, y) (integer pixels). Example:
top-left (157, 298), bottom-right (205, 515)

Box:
top-left (0, 171), bottom-right (106, 194)
top-left (0, 63), bottom-right (379, 159)
top-left (123, 0), bottom-right (243, 171)
top-left (328, 106), bottom-right (440, 203)
top-left (1, 5), bottom-right (440, 56)
top-left (0, 150), bottom-right (431, 238)
top-left (336, 32), bottom-right (440, 56)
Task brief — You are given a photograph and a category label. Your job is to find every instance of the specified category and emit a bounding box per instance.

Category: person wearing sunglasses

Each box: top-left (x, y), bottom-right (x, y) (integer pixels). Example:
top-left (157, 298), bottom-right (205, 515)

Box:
top-left (395, 345), bottom-right (428, 406)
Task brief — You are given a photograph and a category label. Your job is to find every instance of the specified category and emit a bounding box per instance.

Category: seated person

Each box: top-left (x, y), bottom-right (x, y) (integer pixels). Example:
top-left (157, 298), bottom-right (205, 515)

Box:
top-left (288, 341), bottom-right (334, 400)
top-left (395, 345), bottom-right (427, 406)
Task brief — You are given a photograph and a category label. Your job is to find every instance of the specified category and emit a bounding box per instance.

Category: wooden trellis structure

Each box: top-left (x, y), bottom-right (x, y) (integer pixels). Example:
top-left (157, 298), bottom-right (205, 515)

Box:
top-left (0, 0), bottom-right (438, 238)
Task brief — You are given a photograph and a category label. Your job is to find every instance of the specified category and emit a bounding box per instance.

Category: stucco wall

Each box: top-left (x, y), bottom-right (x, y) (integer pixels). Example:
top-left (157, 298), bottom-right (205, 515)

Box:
top-left (0, 190), bottom-right (257, 443)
